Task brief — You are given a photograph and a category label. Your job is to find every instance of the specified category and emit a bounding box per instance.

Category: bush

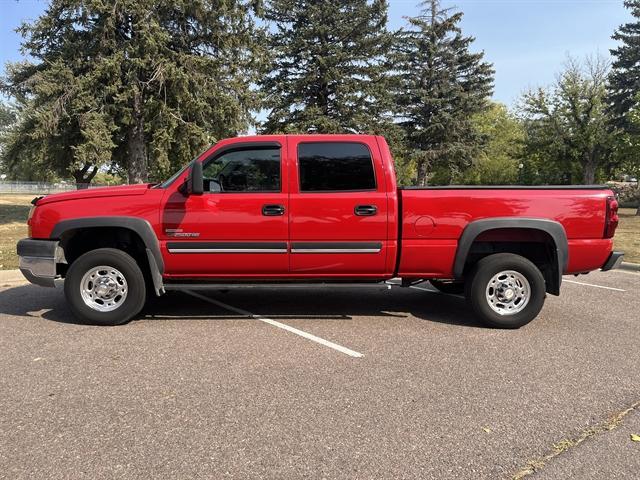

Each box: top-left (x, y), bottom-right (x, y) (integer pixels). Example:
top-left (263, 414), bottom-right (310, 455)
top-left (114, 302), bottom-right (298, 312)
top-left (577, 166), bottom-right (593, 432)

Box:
top-left (607, 182), bottom-right (640, 208)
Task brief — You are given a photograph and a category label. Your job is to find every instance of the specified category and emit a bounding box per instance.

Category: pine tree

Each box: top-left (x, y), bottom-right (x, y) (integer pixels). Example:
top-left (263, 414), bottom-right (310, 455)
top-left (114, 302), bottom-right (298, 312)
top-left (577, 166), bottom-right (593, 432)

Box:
top-left (261, 0), bottom-right (396, 135)
top-left (0, 102), bottom-right (15, 155)
top-left (393, 0), bottom-right (494, 186)
top-left (0, 102), bottom-right (16, 177)
top-left (2, 0), bottom-right (264, 186)
top-left (609, 0), bottom-right (640, 133)
top-left (0, 103), bottom-right (15, 132)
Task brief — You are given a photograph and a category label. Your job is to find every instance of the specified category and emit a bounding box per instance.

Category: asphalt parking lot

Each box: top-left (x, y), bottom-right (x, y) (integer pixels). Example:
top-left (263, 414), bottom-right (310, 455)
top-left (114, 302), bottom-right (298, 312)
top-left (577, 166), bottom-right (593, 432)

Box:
top-left (0, 270), bottom-right (638, 479)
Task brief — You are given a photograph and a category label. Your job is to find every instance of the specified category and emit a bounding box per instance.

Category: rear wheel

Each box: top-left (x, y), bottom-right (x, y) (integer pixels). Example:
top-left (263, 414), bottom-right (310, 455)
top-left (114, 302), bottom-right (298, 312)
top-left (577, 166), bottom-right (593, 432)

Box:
top-left (465, 253), bottom-right (546, 329)
top-left (64, 248), bottom-right (146, 326)
top-left (429, 279), bottom-right (464, 295)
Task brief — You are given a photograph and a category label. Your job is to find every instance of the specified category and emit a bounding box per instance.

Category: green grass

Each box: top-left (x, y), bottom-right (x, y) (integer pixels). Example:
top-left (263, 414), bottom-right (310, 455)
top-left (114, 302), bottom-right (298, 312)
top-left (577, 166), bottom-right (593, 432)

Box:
top-left (1, 196), bottom-right (639, 270)
top-left (0, 195), bottom-right (32, 270)
top-left (615, 208), bottom-right (640, 264)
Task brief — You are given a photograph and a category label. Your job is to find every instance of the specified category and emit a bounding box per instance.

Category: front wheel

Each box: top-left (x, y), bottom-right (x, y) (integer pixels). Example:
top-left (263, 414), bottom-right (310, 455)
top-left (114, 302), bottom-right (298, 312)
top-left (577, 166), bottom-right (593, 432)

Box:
top-left (465, 253), bottom-right (546, 329)
top-left (64, 248), bottom-right (147, 326)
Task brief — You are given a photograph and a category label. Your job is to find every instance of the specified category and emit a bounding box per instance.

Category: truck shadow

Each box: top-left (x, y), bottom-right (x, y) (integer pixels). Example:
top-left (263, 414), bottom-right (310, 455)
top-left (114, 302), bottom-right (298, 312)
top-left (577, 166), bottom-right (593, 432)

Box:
top-left (0, 204), bottom-right (31, 225)
top-left (0, 284), bottom-right (483, 328)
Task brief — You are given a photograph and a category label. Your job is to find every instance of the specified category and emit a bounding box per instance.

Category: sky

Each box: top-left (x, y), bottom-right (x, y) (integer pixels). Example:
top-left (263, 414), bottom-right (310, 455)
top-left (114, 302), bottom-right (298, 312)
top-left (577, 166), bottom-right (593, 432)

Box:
top-left (0, 0), bottom-right (634, 107)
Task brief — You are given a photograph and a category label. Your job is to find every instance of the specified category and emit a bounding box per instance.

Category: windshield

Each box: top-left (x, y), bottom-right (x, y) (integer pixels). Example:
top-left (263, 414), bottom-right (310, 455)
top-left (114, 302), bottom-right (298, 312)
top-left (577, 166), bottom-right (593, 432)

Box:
top-left (156, 144), bottom-right (215, 189)
top-left (156, 161), bottom-right (193, 189)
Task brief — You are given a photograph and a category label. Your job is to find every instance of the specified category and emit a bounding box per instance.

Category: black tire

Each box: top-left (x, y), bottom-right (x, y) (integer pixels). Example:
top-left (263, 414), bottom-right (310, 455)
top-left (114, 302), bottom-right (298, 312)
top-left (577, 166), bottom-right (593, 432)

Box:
top-left (464, 253), bottom-right (546, 329)
top-left (429, 279), bottom-right (465, 295)
top-left (64, 248), bottom-right (147, 326)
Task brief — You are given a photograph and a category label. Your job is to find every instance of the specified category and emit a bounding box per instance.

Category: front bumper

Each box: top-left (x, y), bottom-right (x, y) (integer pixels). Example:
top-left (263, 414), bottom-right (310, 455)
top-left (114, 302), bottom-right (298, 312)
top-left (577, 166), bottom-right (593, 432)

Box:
top-left (16, 239), bottom-right (65, 287)
top-left (601, 251), bottom-right (625, 272)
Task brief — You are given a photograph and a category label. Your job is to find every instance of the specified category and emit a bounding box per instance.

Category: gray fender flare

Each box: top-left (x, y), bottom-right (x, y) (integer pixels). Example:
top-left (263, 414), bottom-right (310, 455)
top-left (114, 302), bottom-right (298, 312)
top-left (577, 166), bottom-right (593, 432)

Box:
top-left (453, 218), bottom-right (568, 294)
top-left (51, 217), bottom-right (164, 295)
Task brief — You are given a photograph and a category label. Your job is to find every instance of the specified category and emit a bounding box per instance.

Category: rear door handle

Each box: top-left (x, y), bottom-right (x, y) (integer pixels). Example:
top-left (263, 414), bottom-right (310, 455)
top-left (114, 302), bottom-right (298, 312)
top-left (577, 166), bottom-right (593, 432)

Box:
top-left (262, 204), bottom-right (285, 216)
top-left (354, 205), bottom-right (377, 216)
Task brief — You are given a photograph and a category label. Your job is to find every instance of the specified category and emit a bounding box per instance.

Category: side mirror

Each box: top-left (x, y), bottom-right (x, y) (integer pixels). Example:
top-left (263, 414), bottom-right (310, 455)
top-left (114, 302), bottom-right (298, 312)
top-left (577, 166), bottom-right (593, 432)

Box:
top-left (186, 161), bottom-right (204, 195)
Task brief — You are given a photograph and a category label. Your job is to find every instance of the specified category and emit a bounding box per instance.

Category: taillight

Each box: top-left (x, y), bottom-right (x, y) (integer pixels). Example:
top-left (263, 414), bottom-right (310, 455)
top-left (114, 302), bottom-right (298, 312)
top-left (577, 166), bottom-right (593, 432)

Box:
top-left (604, 195), bottom-right (619, 239)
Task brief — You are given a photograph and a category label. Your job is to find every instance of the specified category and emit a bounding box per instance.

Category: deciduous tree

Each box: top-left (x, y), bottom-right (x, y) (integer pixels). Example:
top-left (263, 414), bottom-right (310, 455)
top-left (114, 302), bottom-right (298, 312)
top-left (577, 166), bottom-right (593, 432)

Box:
top-left (522, 56), bottom-right (616, 185)
top-left (464, 103), bottom-right (524, 185)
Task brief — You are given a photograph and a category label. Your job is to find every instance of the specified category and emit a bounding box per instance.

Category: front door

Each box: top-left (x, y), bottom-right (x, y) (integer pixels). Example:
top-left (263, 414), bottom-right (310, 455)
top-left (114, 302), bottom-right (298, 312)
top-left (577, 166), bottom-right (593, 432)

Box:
top-left (288, 137), bottom-right (389, 277)
top-left (161, 140), bottom-right (289, 277)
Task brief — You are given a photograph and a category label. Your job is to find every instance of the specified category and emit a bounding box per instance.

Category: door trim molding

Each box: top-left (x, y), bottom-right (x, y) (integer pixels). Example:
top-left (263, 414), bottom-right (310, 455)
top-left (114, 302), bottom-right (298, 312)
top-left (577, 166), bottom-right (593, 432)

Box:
top-left (290, 242), bottom-right (382, 254)
top-left (168, 241), bottom-right (383, 254)
top-left (167, 242), bottom-right (287, 254)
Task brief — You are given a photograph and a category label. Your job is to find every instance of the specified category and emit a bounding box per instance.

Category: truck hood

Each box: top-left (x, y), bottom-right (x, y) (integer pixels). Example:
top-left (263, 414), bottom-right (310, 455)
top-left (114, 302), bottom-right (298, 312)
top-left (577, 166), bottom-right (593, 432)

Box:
top-left (36, 184), bottom-right (152, 206)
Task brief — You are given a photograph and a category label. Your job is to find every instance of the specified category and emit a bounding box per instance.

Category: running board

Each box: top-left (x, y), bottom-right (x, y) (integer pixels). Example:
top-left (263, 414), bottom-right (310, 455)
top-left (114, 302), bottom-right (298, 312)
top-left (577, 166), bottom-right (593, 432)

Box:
top-left (164, 282), bottom-right (403, 291)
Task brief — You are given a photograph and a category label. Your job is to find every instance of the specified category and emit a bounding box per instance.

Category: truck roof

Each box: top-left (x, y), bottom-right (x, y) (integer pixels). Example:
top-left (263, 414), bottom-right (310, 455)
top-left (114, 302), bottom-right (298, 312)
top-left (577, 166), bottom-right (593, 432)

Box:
top-left (232, 133), bottom-right (380, 142)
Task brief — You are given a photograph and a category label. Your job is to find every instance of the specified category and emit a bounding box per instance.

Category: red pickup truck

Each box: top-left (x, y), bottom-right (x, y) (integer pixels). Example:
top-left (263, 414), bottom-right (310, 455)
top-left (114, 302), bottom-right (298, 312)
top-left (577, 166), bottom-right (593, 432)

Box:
top-left (17, 134), bottom-right (623, 328)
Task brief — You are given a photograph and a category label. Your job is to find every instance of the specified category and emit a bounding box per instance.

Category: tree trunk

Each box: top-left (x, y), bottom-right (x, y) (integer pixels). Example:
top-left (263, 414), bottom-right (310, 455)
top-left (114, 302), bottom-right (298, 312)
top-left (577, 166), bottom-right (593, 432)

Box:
top-left (127, 89), bottom-right (148, 184)
top-left (582, 154), bottom-right (597, 185)
top-left (416, 159), bottom-right (429, 187)
top-left (72, 164), bottom-right (98, 190)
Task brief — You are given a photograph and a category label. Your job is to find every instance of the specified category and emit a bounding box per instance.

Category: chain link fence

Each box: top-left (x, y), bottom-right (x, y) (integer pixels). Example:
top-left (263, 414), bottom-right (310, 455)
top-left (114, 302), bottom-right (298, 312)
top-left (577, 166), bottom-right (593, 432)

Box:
top-left (0, 181), bottom-right (113, 194)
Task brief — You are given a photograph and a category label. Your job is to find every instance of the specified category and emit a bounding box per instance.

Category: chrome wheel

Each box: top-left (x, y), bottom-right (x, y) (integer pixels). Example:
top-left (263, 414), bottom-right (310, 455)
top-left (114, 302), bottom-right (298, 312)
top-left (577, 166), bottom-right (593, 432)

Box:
top-left (485, 270), bottom-right (530, 316)
top-left (80, 266), bottom-right (128, 312)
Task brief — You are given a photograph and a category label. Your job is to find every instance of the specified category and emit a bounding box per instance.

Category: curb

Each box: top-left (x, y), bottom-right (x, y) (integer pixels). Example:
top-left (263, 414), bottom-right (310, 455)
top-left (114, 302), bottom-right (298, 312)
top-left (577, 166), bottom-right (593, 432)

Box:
top-left (0, 269), bottom-right (24, 281)
top-left (620, 262), bottom-right (640, 272)
top-left (0, 269), bottom-right (28, 287)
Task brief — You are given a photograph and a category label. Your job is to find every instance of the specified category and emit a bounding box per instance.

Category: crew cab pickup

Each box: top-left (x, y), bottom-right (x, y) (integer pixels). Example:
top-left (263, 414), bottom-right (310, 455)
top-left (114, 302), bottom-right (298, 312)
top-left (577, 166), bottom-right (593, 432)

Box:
top-left (17, 134), bottom-right (624, 328)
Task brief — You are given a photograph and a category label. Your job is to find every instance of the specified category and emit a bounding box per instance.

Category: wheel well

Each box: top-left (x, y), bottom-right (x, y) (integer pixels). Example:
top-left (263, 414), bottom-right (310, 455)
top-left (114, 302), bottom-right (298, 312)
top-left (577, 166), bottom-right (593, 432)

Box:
top-left (58, 227), bottom-right (151, 282)
top-left (463, 228), bottom-right (560, 295)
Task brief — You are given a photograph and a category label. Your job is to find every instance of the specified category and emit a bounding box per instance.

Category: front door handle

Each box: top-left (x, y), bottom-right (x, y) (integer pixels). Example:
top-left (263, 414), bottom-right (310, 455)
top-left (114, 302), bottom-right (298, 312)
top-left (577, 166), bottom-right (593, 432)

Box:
top-left (262, 204), bottom-right (285, 216)
top-left (354, 205), bottom-right (377, 216)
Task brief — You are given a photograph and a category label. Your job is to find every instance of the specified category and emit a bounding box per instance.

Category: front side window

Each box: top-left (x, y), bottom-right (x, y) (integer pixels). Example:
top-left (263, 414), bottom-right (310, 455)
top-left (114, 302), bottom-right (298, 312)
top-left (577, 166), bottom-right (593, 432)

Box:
top-left (298, 142), bottom-right (376, 192)
top-left (203, 147), bottom-right (281, 193)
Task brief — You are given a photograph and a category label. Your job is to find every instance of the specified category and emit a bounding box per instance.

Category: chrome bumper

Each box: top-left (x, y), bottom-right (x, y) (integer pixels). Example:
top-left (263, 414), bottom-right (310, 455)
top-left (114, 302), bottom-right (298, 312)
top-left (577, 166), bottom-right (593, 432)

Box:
top-left (16, 239), bottom-right (65, 287)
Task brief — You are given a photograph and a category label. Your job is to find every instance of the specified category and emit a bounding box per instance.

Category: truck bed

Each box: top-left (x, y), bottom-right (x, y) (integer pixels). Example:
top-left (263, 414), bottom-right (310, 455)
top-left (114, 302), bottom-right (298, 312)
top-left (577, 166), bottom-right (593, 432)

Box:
top-left (401, 185), bottom-right (611, 190)
top-left (397, 186), bottom-right (612, 278)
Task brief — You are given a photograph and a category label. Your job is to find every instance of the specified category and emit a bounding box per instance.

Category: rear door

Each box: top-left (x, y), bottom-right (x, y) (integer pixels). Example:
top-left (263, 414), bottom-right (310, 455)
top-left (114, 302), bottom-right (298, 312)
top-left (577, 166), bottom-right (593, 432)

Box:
top-left (288, 136), bottom-right (389, 277)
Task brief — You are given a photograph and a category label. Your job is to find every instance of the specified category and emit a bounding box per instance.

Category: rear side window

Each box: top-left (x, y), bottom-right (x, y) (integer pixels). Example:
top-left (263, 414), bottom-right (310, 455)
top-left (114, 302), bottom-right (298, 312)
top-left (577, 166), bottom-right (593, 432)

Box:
top-left (298, 142), bottom-right (376, 192)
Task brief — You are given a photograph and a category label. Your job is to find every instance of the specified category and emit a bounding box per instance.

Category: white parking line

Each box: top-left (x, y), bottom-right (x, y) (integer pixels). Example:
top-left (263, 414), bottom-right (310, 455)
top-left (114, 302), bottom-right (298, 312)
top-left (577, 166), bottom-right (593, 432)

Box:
top-left (563, 279), bottom-right (626, 292)
top-left (184, 290), bottom-right (364, 358)
top-left (610, 269), bottom-right (640, 277)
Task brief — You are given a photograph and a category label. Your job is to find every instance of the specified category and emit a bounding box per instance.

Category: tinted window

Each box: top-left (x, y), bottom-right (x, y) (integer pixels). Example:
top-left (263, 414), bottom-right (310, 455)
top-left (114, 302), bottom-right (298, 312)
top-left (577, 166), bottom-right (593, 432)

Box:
top-left (203, 147), bottom-right (280, 193)
top-left (298, 143), bottom-right (376, 192)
